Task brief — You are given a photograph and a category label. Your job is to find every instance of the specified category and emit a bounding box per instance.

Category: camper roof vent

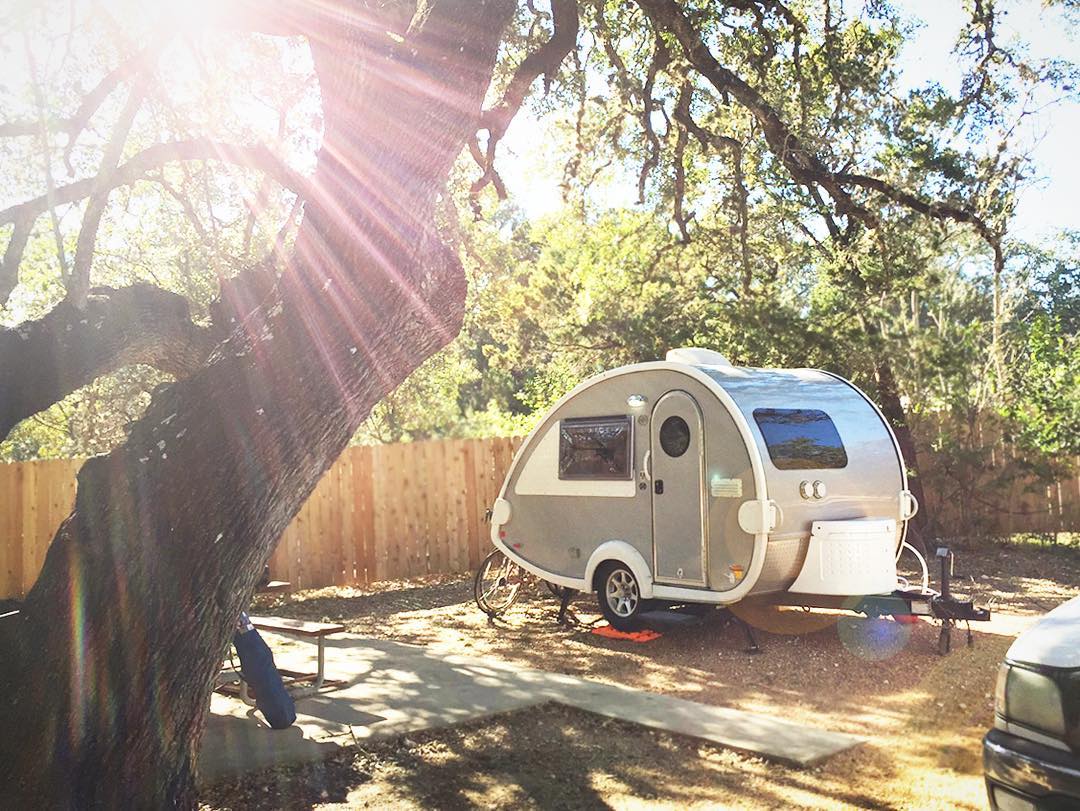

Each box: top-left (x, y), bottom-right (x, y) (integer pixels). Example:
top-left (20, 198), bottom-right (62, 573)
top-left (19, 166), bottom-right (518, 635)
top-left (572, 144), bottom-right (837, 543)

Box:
top-left (665, 347), bottom-right (733, 366)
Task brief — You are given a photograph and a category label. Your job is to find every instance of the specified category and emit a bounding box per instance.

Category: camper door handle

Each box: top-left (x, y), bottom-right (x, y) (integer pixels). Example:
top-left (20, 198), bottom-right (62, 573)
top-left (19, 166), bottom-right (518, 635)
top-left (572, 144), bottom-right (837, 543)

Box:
top-left (642, 450), bottom-right (652, 482)
top-left (654, 479), bottom-right (664, 495)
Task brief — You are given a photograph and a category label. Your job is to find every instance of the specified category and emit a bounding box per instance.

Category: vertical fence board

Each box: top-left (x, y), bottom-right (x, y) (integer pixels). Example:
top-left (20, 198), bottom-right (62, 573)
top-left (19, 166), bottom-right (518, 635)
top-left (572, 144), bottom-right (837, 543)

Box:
top-left (428, 440), bottom-right (448, 576)
top-left (20, 463), bottom-right (40, 596)
top-left (0, 464), bottom-right (22, 599)
top-left (354, 446), bottom-right (376, 584)
top-left (415, 441), bottom-right (433, 574)
top-left (447, 440), bottom-right (468, 571)
top-left (462, 441), bottom-right (480, 568)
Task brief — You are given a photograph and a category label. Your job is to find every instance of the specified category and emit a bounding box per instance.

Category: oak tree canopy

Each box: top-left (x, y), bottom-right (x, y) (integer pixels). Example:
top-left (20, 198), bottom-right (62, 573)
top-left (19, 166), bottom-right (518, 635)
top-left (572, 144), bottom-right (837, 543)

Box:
top-left (0, 0), bottom-right (1071, 806)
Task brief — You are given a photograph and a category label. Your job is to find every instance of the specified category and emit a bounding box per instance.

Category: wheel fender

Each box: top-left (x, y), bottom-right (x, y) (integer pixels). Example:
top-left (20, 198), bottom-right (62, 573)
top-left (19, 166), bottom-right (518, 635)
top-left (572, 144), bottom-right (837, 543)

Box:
top-left (584, 541), bottom-right (654, 598)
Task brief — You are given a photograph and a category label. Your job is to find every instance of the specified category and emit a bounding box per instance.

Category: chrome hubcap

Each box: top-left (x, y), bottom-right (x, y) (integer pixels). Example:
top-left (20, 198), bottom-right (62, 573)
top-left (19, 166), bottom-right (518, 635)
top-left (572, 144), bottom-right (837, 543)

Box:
top-left (606, 570), bottom-right (639, 617)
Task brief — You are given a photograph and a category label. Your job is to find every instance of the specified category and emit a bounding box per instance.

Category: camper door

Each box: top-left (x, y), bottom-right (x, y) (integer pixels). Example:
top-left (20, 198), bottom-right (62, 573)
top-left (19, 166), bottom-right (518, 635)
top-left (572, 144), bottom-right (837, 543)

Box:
top-left (651, 390), bottom-right (707, 586)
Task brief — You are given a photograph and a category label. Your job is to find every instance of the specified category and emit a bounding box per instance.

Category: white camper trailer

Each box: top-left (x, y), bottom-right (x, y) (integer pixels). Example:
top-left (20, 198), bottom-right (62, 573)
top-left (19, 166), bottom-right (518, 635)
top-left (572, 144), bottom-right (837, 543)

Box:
top-left (487, 348), bottom-right (933, 631)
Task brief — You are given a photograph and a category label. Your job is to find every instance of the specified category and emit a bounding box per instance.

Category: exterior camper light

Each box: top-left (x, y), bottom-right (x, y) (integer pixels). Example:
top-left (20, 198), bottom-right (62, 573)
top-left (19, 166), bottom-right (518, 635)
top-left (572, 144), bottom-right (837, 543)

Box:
top-left (626, 394), bottom-right (648, 410)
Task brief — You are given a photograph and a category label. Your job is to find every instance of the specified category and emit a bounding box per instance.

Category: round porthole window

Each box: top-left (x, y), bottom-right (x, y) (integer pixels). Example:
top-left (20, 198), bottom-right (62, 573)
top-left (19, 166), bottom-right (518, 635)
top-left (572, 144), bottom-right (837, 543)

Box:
top-left (659, 416), bottom-right (691, 457)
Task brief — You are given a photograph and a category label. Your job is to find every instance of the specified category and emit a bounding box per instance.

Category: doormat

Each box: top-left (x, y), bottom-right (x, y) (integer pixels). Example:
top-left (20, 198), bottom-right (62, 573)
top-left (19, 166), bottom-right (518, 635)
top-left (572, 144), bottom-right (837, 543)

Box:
top-left (591, 625), bottom-right (663, 643)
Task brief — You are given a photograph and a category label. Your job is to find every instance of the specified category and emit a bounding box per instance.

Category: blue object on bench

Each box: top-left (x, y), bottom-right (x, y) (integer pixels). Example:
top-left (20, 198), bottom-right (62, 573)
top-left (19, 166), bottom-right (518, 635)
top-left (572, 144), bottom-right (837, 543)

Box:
top-left (232, 626), bottom-right (296, 729)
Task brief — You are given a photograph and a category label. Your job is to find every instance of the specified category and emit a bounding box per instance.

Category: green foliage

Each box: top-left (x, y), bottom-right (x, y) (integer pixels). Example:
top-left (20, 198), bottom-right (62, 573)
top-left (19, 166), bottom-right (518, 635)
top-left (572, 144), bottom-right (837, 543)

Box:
top-left (1, 365), bottom-right (169, 461)
top-left (4, 0), bottom-right (1077, 537)
top-left (1011, 313), bottom-right (1080, 459)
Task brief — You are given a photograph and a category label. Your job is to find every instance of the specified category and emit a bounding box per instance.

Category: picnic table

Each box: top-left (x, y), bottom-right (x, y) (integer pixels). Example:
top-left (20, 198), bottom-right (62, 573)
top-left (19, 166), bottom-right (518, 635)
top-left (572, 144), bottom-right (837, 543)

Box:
top-left (215, 580), bottom-right (346, 702)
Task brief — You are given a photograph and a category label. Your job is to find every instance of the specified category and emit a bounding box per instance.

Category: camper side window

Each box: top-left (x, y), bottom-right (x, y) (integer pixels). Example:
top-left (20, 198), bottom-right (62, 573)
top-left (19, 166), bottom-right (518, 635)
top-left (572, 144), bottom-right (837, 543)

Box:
top-left (752, 408), bottom-right (848, 470)
top-left (558, 416), bottom-right (633, 480)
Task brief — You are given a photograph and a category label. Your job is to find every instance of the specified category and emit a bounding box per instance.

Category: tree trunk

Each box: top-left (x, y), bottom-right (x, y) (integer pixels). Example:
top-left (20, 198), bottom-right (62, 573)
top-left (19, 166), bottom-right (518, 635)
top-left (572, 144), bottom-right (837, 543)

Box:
top-left (0, 2), bottom-right (514, 807)
top-left (873, 357), bottom-right (932, 543)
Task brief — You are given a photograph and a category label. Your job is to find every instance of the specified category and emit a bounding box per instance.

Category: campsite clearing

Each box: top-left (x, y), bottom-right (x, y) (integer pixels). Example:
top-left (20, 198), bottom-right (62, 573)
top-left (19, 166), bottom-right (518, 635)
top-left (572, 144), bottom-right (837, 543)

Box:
top-left (204, 541), bottom-right (1080, 810)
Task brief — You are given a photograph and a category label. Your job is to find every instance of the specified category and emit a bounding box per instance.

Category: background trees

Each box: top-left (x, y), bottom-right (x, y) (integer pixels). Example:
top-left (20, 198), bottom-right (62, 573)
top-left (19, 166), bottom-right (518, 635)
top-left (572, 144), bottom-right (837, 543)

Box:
top-left (0, 0), bottom-right (1076, 805)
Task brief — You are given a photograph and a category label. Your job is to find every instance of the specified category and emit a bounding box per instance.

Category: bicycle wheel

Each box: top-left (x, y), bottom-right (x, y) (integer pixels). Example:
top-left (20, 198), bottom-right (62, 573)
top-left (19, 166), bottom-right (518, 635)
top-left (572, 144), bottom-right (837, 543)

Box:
top-left (474, 549), bottom-right (524, 617)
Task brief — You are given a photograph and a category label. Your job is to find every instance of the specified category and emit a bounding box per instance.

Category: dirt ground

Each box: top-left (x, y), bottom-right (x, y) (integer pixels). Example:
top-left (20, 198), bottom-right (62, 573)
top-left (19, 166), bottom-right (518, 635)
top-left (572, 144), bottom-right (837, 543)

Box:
top-left (204, 541), bottom-right (1080, 810)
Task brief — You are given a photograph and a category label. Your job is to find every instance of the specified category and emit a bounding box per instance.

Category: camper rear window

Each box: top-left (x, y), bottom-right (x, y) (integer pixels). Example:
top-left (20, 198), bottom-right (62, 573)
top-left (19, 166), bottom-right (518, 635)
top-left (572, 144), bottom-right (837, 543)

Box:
top-left (752, 408), bottom-right (848, 470)
top-left (558, 416), bottom-right (633, 480)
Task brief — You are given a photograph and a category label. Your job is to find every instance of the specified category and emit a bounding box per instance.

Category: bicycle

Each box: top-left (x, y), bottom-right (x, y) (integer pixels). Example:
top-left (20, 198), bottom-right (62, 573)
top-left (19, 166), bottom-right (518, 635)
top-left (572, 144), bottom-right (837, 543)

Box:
top-left (473, 548), bottom-right (562, 618)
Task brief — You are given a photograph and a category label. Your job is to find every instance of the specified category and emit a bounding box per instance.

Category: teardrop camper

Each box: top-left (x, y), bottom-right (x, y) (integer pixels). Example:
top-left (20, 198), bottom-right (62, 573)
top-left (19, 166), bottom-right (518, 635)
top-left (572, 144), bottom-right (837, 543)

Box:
top-left (488, 348), bottom-right (925, 629)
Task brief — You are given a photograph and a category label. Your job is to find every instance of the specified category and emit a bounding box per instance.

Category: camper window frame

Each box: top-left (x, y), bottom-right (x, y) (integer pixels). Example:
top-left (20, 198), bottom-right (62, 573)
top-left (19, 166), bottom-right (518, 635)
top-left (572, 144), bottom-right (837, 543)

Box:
top-left (752, 407), bottom-right (849, 471)
top-left (557, 415), bottom-right (634, 481)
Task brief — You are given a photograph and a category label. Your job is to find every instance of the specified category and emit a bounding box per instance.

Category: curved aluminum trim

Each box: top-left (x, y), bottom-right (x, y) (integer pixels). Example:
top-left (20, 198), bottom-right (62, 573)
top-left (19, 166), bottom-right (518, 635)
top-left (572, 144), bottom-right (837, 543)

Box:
top-left (584, 540), bottom-right (655, 597)
top-left (816, 369), bottom-right (909, 549)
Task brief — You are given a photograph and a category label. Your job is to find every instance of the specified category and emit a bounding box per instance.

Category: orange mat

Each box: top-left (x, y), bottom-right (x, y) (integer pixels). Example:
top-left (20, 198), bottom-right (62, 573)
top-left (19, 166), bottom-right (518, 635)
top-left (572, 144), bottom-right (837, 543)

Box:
top-left (591, 625), bottom-right (662, 643)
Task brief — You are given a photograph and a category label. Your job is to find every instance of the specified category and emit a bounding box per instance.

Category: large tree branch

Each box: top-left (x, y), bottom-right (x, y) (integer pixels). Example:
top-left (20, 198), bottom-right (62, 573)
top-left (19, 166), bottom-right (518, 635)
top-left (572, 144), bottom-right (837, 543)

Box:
top-left (0, 285), bottom-right (216, 442)
top-left (636, 33), bottom-right (670, 203)
top-left (472, 0), bottom-right (579, 197)
top-left (69, 83), bottom-right (148, 307)
top-left (0, 140), bottom-right (305, 227)
top-left (0, 36), bottom-right (166, 141)
top-left (0, 256), bottom-right (287, 446)
top-left (0, 139), bottom-right (304, 307)
top-left (636, 0), bottom-right (872, 226)
top-left (835, 171), bottom-right (997, 245)
top-left (638, 0), bottom-right (1001, 254)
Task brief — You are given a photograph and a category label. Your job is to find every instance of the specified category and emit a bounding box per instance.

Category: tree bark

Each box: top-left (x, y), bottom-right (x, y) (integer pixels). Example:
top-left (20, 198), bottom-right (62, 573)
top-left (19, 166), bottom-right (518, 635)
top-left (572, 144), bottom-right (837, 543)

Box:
top-left (0, 260), bottom-right (285, 444)
top-left (0, 285), bottom-right (215, 442)
top-left (0, 1), bottom-right (514, 807)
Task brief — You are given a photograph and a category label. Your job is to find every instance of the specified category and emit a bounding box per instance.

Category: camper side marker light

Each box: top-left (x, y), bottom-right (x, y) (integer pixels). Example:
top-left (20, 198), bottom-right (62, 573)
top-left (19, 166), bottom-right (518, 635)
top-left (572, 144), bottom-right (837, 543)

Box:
top-left (491, 497), bottom-right (512, 525)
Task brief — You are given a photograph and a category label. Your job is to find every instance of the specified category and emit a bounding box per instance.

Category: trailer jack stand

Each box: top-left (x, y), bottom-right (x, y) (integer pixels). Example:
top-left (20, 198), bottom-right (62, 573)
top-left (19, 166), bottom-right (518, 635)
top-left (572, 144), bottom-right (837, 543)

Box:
top-left (557, 587), bottom-right (576, 626)
top-left (738, 617), bottom-right (762, 655)
top-left (938, 619), bottom-right (953, 656)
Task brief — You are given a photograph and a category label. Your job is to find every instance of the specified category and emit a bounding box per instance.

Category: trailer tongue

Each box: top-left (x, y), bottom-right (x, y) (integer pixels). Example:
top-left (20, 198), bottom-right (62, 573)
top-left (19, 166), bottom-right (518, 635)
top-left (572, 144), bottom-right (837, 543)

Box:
top-left (750, 544), bottom-right (992, 655)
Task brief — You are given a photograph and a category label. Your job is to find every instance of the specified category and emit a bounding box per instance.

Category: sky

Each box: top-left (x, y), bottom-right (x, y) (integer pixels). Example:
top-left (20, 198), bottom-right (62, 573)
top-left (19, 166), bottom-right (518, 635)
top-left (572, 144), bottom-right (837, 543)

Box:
top-left (500, 0), bottom-right (1079, 245)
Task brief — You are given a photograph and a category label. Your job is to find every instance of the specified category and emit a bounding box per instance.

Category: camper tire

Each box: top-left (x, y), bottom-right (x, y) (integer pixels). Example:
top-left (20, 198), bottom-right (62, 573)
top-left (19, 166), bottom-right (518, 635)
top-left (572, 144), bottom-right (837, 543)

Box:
top-left (596, 561), bottom-right (646, 631)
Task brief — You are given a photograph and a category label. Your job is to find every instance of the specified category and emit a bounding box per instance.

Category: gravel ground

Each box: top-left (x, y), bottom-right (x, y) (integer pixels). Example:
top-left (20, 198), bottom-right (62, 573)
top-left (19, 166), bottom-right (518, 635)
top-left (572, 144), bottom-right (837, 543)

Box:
top-left (203, 540), bottom-right (1080, 810)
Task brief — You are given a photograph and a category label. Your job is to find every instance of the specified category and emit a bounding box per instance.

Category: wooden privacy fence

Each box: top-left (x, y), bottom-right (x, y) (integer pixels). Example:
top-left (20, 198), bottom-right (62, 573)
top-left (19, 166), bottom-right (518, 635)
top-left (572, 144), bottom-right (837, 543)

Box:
top-left (909, 412), bottom-right (1080, 541)
top-left (0, 459), bottom-right (83, 602)
top-left (2, 432), bottom-right (1078, 600)
top-left (0, 438), bottom-right (522, 600)
top-left (266, 437), bottom-right (521, 592)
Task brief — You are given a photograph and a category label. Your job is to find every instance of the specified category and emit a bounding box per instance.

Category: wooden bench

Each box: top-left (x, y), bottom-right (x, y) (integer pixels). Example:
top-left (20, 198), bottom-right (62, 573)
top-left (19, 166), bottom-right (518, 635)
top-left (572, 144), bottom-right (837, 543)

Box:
top-left (218, 616), bottom-right (346, 701)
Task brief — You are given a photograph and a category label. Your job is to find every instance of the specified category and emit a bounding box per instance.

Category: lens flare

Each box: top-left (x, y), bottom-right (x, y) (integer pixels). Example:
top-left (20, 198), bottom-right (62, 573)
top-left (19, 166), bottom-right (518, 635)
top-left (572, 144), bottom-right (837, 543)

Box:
top-left (837, 615), bottom-right (913, 662)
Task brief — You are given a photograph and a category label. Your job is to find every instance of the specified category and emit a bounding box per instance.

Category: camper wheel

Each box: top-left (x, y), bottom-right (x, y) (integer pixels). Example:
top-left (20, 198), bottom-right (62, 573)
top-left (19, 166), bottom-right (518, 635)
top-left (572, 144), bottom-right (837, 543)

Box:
top-left (596, 562), bottom-right (645, 631)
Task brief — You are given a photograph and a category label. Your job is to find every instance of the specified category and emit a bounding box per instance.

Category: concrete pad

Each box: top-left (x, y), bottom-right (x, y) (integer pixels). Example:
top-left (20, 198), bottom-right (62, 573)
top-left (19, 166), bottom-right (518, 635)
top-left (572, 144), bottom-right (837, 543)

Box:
top-left (440, 654), bottom-right (861, 767)
top-left (200, 633), bottom-right (862, 782)
top-left (200, 696), bottom-right (355, 782)
top-left (558, 681), bottom-right (860, 767)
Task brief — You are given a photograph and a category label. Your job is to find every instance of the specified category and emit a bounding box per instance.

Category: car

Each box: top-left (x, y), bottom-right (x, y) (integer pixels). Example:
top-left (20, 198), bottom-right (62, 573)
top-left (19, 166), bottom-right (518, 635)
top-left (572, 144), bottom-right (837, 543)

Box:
top-left (984, 595), bottom-right (1080, 810)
